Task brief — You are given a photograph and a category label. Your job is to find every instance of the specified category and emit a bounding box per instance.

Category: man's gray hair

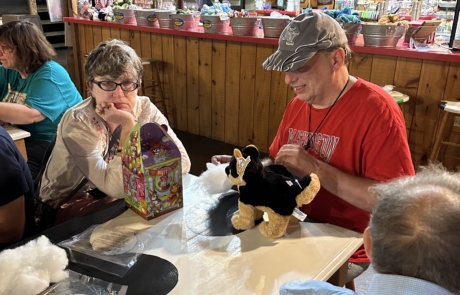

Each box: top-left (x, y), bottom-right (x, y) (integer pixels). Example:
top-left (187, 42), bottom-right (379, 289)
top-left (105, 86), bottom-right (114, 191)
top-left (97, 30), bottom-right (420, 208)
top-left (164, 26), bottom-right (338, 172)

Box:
top-left (369, 164), bottom-right (460, 294)
top-left (322, 43), bottom-right (352, 65)
top-left (84, 39), bottom-right (143, 82)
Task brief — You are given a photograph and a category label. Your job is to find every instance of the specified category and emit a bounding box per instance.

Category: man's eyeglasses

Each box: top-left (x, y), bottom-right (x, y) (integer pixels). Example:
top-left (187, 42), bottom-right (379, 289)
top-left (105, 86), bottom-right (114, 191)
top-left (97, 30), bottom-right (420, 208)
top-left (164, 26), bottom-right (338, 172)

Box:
top-left (91, 80), bottom-right (139, 92)
top-left (0, 45), bottom-right (14, 55)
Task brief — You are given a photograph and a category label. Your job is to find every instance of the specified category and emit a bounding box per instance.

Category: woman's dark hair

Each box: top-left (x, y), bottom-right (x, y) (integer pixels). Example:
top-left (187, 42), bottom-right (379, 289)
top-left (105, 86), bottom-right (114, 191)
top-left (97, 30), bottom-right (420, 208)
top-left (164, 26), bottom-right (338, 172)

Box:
top-left (0, 21), bottom-right (56, 74)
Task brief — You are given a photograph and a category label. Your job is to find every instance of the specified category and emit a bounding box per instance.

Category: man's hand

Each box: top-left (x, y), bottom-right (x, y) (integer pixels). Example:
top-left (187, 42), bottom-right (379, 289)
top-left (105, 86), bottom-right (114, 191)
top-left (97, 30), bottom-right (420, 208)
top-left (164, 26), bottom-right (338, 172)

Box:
top-left (96, 103), bottom-right (134, 126)
top-left (275, 144), bottom-right (322, 178)
top-left (276, 144), bottom-right (379, 211)
top-left (211, 155), bottom-right (232, 165)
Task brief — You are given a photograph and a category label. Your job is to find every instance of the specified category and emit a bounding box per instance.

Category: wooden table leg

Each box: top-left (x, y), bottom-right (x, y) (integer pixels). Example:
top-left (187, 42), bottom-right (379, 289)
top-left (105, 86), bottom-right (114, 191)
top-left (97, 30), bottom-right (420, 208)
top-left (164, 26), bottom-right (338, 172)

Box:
top-left (327, 260), bottom-right (348, 287)
top-left (14, 139), bottom-right (28, 161)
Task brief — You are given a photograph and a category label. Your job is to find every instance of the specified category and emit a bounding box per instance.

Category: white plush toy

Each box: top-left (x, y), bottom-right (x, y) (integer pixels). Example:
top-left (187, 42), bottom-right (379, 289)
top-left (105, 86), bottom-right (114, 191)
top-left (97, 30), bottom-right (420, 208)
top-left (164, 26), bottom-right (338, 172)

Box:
top-left (198, 163), bottom-right (233, 195)
top-left (0, 236), bottom-right (69, 295)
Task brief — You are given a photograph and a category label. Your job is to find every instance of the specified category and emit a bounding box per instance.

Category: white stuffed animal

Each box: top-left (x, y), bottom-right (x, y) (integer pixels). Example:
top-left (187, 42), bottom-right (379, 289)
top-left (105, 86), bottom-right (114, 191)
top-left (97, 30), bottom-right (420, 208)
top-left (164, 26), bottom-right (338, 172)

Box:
top-left (0, 236), bottom-right (68, 295)
top-left (198, 162), bottom-right (234, 195)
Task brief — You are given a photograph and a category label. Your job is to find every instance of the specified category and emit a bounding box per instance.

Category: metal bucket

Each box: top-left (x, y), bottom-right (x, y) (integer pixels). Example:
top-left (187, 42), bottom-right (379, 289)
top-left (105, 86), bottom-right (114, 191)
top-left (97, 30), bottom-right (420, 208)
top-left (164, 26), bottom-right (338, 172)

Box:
top-left (155, 10), bottom-right (176, 29)
top-left (173, 14), bottom-right (199, 31)
top-left (261, 17), bottom-right (290, 38)
top-left (112, 8), bottom-right (137, 25)
top-left (230, 17), bottom-right (260, 36)
top-left (134, 9), bottom-right (159, 27)
top-left (361, 24), bottom-right (405, 47)
top-left (342, 23), bottom-right (362, 44)
top-left (201, 15), bottom-right (230, 34)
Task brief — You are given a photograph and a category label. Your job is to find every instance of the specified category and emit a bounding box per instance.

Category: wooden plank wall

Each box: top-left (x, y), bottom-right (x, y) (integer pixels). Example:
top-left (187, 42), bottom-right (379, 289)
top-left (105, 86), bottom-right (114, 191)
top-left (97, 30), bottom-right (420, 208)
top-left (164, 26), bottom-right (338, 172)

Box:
top-left (71, 24), bottom-right (460, 168)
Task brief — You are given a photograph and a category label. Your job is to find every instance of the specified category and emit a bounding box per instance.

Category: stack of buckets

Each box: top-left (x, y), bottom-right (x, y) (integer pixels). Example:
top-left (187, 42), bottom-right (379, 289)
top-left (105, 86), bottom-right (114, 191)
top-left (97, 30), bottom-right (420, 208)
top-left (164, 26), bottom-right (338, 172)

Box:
top-left (132, 10), bottom-right (178, 29)
top-left (117, 8), bottom-right (292, 38)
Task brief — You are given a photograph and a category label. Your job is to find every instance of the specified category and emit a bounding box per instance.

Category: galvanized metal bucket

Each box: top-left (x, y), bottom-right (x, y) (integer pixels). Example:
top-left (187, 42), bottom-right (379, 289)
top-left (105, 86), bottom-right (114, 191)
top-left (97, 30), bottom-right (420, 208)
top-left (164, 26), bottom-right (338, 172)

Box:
top-left (155, 10), bottom-right (176, 29)
top-left (173, 14), bottom-right (199, 31)
top-left (112, 8), bottom-right (137, 25)
top-left (201, 15), bottom-right (230, 34)
top-left (134, 9), bottom-right (159, 28)
top-left (361, 24), bottom-right (405, 47)
top-left (261, 17), bottom-right (291, 38)
top-left (230, 17), bottom-right (260, 36)
top-left (342, 23), bottom-right (362, 44)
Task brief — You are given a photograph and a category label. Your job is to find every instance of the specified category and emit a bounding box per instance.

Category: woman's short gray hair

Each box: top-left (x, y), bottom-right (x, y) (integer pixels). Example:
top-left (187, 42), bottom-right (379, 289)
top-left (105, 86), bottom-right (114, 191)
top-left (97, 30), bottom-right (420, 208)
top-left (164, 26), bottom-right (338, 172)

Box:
top-left (369, 164), bottom-right (460, 294)
top-left (84, 39), bottom-right (143, 82)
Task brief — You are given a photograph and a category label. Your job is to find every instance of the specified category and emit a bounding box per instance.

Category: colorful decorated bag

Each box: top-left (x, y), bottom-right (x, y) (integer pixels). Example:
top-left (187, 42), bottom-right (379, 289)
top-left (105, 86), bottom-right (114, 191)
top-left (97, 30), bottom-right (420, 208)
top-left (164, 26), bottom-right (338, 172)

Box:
top-left (122, 123), bottom-right (183, 220)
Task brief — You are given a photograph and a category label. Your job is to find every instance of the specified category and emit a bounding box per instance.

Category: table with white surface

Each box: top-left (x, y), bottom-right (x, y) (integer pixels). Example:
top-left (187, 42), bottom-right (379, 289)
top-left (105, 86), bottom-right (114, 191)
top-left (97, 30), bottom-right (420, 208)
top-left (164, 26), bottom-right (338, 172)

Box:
top-left (3, 124), bottom-right (30, 160)
top-left (99, 174), bottom-right (363, 295)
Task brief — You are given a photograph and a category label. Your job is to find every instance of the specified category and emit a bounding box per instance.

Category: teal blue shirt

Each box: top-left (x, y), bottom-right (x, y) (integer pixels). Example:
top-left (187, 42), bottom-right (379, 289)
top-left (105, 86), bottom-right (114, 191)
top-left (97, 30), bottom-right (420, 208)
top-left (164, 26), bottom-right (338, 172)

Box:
top-left (0, 60), bottom-right (82, 142)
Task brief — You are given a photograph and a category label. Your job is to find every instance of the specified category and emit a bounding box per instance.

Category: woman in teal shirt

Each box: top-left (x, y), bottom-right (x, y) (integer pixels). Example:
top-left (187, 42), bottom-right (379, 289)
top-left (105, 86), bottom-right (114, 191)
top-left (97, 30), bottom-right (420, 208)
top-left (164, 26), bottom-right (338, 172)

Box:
top-left (0, 21), bottom-right (82, 179)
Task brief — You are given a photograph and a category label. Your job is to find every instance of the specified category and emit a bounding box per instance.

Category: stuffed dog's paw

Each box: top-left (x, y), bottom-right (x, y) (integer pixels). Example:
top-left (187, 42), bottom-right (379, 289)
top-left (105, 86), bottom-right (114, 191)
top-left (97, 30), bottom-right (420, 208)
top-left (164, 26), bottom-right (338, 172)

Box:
top-left (259, 219), bottom-right (289, 239)
top-left (231, 214), bottom-right (255, 230)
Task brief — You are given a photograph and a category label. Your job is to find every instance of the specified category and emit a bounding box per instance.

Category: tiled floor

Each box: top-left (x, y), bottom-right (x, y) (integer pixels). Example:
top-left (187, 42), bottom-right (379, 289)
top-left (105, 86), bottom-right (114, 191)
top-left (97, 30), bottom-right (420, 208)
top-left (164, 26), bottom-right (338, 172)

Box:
top-left (55, 48), bottom-right (374, 294)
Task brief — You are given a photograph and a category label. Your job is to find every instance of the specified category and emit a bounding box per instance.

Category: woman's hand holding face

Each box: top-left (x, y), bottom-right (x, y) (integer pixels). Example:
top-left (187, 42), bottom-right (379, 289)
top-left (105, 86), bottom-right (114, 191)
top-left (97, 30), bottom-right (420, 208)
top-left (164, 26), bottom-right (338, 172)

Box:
top-left (96, 102), bottom-right (134, 125)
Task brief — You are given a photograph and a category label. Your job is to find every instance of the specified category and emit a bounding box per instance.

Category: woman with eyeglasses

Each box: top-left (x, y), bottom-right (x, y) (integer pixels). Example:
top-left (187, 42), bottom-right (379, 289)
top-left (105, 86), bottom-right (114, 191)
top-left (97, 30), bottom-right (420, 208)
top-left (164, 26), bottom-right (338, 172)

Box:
top-left (39, 39), bottom-right (191, 222)
top-left (0, 21), bottom-right (82, 179)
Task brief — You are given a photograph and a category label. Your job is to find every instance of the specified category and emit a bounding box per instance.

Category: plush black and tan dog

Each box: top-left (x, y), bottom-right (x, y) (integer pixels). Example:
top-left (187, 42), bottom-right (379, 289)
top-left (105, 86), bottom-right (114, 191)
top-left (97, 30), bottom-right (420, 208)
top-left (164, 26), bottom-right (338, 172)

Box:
top-left (225, 145), bottom-right (320, 238)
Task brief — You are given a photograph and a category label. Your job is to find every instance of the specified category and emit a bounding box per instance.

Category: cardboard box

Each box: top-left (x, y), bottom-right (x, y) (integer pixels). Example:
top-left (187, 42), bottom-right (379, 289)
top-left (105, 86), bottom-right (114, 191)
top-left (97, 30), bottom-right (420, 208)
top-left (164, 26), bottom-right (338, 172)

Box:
top-left (122, 122), bottom-right (183, 220)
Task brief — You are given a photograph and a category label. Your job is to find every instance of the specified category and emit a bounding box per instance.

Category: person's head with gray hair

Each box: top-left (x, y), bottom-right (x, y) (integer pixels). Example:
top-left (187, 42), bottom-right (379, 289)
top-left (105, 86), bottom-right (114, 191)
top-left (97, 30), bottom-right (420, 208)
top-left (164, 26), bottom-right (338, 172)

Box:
top-left (85, 39), bottom-right (143, 83)
top-left (84, 39), bottom-right (144, 117)
top-left (365, 165), bottom-right (460, 294)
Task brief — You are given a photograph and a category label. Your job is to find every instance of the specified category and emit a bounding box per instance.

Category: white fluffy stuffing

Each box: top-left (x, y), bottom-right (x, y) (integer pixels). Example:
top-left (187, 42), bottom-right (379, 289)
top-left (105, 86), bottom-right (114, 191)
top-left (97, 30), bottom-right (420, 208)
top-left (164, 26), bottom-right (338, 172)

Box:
top-left (0, 236), bottom-right (69, 295)
top-left (199, 163), bottom-right (233, 195)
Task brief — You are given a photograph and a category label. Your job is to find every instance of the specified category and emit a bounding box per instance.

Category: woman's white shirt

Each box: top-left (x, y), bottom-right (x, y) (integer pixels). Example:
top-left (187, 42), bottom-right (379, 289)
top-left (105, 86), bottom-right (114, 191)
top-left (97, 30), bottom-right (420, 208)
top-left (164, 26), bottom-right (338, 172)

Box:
top-left (39, 96), bottom-right (191, 201)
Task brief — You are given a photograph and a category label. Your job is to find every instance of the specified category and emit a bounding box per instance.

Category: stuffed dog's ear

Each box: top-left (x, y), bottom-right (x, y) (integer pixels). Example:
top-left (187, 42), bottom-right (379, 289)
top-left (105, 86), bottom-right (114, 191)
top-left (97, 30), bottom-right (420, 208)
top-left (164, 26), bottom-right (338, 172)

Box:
top-left (234, 148), bottom-right (242, 158)
top-left (243, 145), bottom-right (260, 160)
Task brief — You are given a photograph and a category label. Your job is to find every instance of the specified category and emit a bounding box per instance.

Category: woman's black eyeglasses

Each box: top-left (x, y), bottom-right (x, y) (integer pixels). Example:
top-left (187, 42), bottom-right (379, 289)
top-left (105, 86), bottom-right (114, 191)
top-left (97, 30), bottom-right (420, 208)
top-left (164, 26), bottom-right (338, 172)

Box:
top-left (91, 80), bottom-right (139, 92)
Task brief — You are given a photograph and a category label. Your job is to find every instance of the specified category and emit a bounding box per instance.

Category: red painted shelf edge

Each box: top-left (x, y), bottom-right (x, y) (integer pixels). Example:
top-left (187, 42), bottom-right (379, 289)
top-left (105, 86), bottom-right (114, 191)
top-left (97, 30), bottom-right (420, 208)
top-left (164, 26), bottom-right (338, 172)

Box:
top-left (255, 9), bottom-right (298, 15)
top-left (64, 17), bottom-right (279, 46)
top-left (65, 17), bottom-right (460, 63)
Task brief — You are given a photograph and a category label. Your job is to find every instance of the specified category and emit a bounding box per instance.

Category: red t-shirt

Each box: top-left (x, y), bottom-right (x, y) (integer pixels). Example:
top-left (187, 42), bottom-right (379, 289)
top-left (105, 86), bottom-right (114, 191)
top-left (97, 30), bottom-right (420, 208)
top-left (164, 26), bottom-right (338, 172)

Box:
top-left (269, 78), bottom-right (415, 263)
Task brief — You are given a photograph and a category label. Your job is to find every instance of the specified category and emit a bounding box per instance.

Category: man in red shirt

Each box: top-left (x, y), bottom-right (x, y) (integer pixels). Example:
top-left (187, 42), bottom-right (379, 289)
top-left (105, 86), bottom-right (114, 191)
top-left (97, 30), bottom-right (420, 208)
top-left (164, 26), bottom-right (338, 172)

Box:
top-left (212, 11), bottom-right (414, 281)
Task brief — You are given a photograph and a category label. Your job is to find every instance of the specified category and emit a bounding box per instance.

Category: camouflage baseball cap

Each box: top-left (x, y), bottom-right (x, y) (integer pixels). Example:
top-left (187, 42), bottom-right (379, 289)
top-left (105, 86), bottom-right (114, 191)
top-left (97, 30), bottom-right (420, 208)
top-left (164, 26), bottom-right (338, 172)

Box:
top-left (263, 11), bottom-right (348, 72)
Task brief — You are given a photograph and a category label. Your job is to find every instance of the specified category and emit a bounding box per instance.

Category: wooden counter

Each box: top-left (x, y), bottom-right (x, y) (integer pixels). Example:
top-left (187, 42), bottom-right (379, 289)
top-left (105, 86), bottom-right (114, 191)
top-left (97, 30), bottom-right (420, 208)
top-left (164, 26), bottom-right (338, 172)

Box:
top-left (65, 17), bottom-right (460, 168)
top-left (4, 125), bottom-right (30, 160)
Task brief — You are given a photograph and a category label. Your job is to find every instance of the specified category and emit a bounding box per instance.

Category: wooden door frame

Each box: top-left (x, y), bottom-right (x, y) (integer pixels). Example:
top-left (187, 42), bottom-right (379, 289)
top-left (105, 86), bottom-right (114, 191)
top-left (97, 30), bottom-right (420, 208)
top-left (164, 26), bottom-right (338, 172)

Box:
top-left (28, 0), bottom-right (38, 14)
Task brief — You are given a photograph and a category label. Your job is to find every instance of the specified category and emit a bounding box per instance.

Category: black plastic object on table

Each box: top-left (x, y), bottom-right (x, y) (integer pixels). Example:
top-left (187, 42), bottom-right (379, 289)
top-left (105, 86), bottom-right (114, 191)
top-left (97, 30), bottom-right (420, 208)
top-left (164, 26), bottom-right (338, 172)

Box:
top-left (6, 200), bottom-right (178, 295)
